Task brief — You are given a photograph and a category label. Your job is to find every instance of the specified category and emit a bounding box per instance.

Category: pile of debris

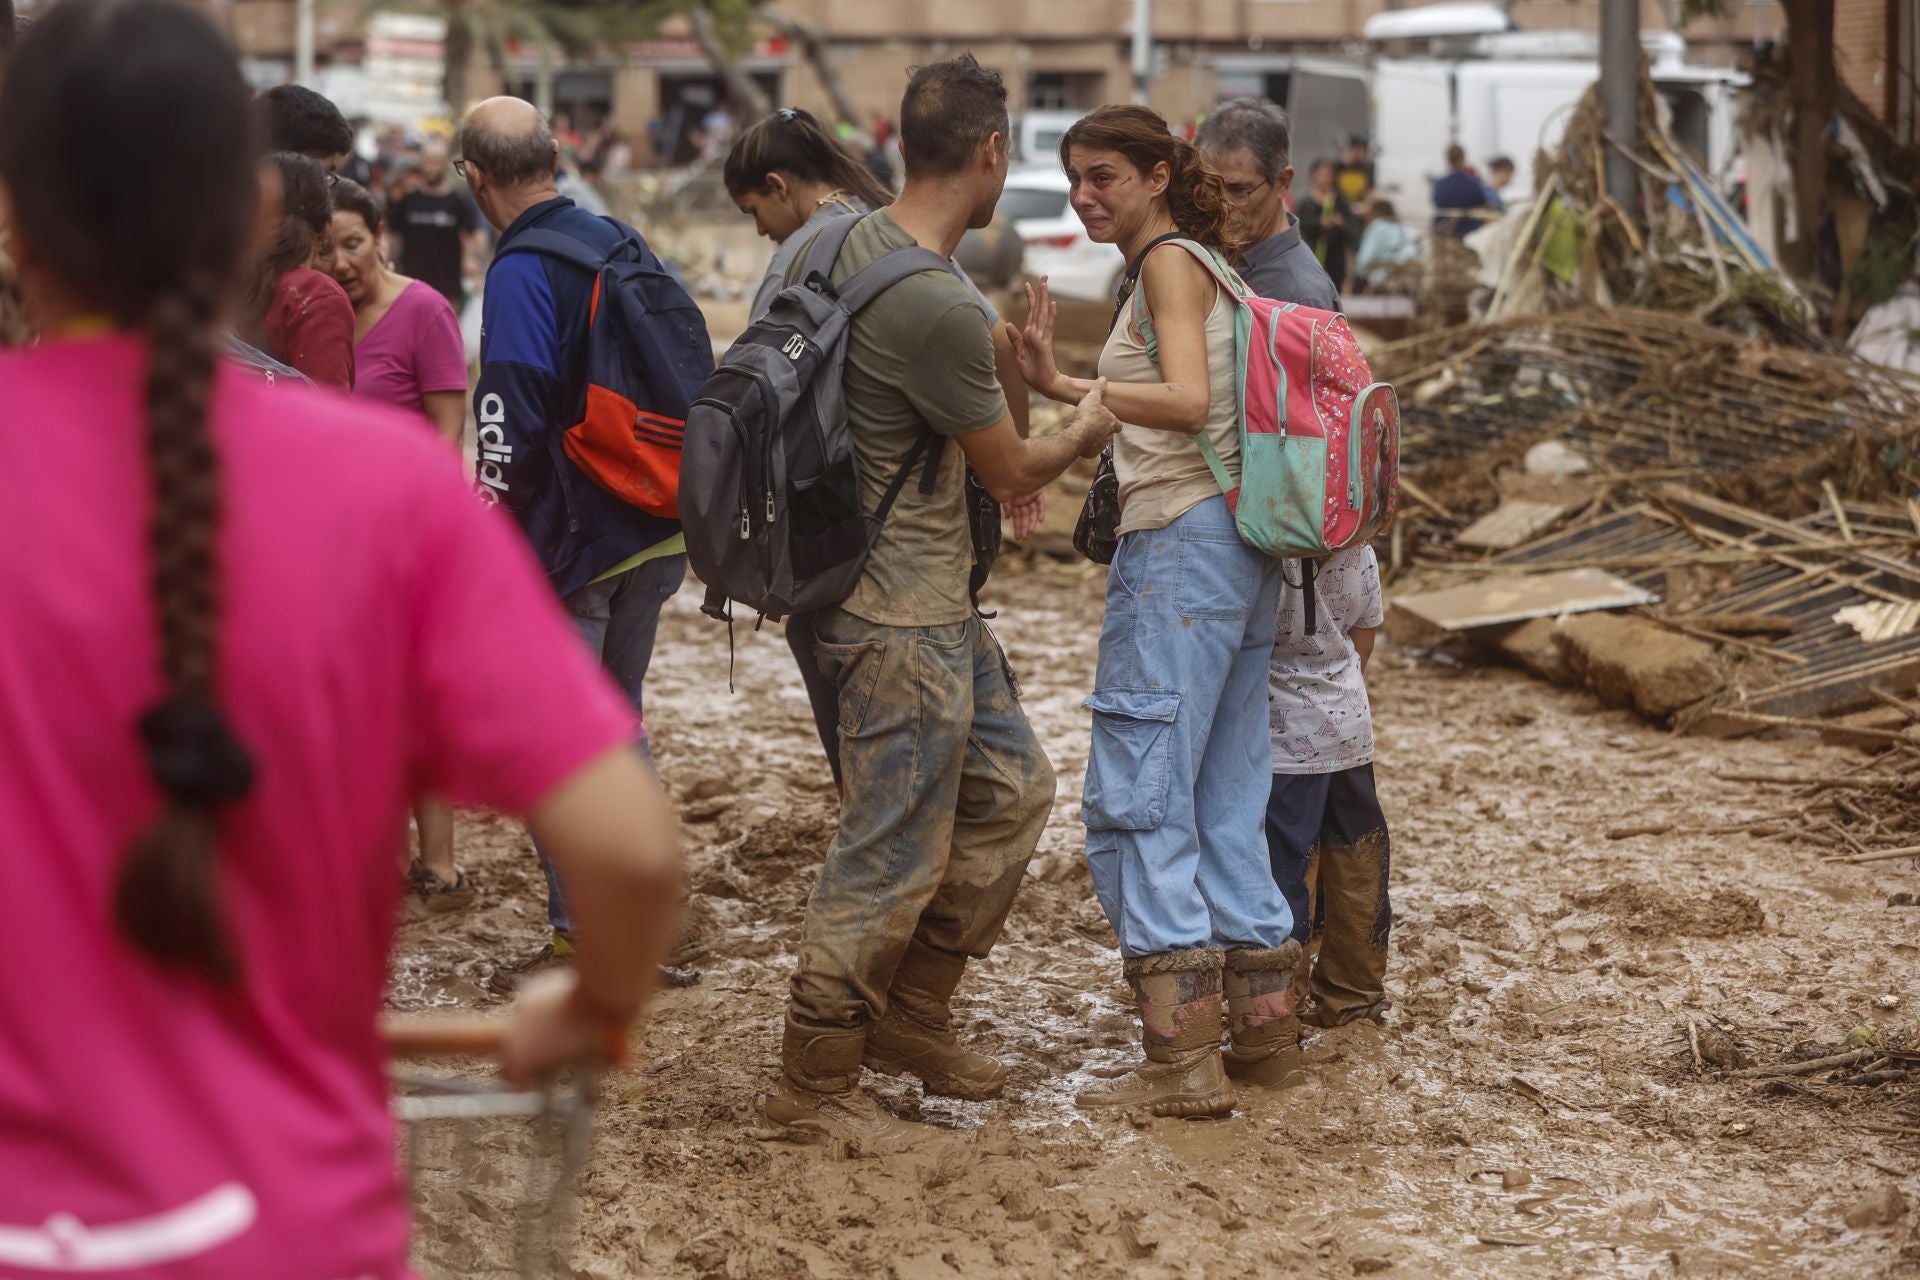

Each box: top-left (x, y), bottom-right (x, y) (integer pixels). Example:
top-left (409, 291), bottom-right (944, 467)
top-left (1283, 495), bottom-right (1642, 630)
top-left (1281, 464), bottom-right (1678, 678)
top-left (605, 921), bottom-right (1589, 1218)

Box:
top-left (1378, 308), bottom-right (1920, 481)
top-left (1463, 52), bottom-right (1820, 344)
top-left (1391, 479), bottom-right (1920, 842)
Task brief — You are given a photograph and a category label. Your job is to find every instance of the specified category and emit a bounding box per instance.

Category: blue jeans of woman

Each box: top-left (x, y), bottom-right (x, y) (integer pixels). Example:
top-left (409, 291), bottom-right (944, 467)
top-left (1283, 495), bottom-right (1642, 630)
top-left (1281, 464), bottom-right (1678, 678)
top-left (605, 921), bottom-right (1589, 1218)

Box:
top-left (1082, 496), bottom-right (1295, 958)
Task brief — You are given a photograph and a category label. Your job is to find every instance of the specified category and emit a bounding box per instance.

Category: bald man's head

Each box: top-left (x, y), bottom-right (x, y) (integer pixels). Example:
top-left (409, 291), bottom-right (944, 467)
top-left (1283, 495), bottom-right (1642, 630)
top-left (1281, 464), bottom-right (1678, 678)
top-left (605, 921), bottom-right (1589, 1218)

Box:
top-left (457, 96), bottom-right (556, 190)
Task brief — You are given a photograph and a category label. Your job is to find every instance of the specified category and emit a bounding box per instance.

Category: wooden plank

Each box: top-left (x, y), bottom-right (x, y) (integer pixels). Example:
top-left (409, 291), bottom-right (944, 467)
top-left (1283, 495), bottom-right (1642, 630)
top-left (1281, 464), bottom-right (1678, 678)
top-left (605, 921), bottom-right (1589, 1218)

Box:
top-left (1394, 569), bottom-right (1659, 631)
top-left (1456, 498), bottom-right (1580, 551)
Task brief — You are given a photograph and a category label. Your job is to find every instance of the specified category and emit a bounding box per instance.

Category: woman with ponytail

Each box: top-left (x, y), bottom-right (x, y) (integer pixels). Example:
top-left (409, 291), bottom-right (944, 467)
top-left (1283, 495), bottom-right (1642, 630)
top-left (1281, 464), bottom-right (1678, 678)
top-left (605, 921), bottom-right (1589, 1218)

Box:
top-left (0, 1), bottom-right (682, 1272)
top-left (1009, 104), bottom-right (1298, 1119)
top-left (725, 106), bottom-right (896, 321)
top-left (726, 105), bottom-right (1037, 793)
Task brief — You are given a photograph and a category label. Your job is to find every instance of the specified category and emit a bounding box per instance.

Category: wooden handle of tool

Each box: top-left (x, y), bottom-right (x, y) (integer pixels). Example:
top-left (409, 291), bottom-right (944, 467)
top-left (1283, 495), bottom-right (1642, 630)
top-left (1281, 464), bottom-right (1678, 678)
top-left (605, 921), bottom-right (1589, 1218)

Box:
top-left (382, 1013), bottom-right (509, 1059)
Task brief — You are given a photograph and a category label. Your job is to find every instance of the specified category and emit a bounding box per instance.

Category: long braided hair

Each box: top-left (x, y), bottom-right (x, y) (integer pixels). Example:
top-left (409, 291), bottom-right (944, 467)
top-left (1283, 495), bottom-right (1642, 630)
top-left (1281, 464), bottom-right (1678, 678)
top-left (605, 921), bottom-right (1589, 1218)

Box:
top-left (0, 0), bottom-right (261, 983)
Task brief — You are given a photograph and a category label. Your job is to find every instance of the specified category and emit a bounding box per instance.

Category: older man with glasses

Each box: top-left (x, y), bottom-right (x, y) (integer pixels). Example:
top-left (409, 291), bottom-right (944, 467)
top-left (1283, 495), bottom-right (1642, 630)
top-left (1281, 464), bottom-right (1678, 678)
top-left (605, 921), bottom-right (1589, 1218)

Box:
top-left (1194, 98), bottom-right (1339, 311)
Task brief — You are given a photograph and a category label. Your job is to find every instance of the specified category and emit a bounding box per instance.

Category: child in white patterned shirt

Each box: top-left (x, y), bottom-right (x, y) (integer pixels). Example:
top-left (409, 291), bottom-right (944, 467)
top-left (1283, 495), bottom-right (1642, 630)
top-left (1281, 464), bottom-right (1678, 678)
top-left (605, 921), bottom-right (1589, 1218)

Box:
top-left (1264, 545), bottom-right (1391, 1030)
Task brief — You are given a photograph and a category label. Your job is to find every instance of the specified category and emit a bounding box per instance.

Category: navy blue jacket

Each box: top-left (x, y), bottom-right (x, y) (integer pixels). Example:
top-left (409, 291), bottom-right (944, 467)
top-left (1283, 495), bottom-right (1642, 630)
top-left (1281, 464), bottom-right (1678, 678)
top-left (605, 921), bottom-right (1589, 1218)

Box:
top-left (1432, 170), bottom-right (1497, 239)
top-left (475, 196), bottom-right (681, 597)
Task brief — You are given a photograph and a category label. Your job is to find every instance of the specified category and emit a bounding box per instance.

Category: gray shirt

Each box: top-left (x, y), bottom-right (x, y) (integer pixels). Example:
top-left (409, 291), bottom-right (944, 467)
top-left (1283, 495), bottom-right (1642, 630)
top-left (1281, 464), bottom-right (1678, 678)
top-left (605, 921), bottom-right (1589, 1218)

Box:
top-left (1238, 212), bottom-right (1342, 311)
top-left (556, 172), bottom-right (610, 218)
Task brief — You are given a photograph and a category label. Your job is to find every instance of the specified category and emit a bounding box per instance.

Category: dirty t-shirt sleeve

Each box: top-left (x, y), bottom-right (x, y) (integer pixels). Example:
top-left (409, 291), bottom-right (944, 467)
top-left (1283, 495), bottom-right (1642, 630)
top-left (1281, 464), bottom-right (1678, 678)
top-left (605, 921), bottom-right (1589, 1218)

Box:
top-left (900, 300), bottom-right (1006, 436)
top-left (403, 457), bottom-right (637, 814)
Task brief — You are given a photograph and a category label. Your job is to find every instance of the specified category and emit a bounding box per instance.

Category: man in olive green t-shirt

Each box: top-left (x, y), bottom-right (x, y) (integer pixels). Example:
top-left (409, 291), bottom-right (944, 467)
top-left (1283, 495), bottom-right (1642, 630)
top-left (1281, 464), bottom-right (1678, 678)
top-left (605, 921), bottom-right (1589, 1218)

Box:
top-left (763, 55), bottom-right (1118, 1151)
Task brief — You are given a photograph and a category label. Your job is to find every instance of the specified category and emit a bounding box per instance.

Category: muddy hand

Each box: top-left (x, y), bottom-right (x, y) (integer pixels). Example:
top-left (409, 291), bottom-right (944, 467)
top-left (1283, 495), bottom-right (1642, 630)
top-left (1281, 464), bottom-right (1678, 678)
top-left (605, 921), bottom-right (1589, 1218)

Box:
top-left (1008, 490), bottom-right (1046, 540)
top-left (499, 968), bottom-right (628, 1088)
top-left (1072, 377), bottom-right (1118, 458)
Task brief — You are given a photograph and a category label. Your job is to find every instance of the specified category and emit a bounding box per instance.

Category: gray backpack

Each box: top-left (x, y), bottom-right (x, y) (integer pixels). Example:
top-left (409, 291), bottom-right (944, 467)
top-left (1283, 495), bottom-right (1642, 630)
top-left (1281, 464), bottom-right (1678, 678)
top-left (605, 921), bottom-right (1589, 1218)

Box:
top-left (682, 213), bottom-right (957, 619)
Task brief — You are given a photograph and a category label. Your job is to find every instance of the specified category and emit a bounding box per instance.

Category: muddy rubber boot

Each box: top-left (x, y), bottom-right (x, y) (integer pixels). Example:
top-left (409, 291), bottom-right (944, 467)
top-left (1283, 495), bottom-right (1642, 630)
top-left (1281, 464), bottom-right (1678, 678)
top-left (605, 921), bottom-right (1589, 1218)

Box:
top-left (1076, 948), bottom-right (1233, 1119)
top-left (1222, 942), bottom-right (1306, 1087)
top-left (762, 1016), bottom-right (928, 1154)
top-left (862, 940), bottom-right (1008, 1101)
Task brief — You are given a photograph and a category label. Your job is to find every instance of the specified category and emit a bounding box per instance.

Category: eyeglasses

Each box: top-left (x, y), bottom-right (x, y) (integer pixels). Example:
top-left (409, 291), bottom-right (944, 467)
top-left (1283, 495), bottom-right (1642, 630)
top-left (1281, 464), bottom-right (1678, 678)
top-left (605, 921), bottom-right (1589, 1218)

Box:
top-left (1223, 178), bottom-right (1271, 202)
top-left (452, 158), bottom-right (468, 179)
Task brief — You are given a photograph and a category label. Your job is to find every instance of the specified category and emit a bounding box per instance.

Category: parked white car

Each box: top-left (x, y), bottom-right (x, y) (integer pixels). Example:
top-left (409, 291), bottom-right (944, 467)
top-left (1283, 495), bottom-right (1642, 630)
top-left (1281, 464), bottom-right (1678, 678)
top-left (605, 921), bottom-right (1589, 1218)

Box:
top-left (1016, 111), bottom-right (1084, 165)
top-left (997, 167), bottom-right (1123, 303)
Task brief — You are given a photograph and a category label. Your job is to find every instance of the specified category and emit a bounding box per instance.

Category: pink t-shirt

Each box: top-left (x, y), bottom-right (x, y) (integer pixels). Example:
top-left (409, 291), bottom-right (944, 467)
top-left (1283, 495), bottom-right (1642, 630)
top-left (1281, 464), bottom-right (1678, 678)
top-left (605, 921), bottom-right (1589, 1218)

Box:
top-left (0, 334), bottom-right (636, 1277)
top-left (352, 279), bottom-right (468, 418)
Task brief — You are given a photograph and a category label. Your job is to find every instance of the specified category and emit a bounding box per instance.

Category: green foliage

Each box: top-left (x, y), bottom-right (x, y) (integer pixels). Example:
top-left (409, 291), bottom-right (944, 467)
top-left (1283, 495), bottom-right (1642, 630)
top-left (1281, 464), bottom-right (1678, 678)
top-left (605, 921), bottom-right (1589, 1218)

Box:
top-left (1850, 227), bottom-right (1920, 309)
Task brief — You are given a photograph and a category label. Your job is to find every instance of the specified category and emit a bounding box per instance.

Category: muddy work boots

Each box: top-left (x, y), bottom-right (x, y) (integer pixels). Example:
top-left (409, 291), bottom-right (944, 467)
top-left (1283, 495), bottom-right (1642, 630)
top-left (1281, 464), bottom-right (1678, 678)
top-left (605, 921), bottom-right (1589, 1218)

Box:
top-left (1221, 942), bottom-right (1306, 1087)
top-left (763, 1017), bottom-right (926, 1154)
top-left (1076, 947), bottom-right (1233, 1119)
top-left (862, 940), bottom-right (1009, 1101)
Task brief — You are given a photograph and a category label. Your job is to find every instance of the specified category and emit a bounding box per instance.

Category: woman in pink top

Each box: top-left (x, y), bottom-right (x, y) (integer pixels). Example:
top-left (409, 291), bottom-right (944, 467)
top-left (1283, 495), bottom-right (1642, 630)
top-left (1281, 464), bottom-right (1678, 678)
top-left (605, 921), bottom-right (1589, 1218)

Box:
top-left (249, 151), bottom-right (357, 389)
top-left (0, 4), bottom-right (683, 1276)
top-left (329, 177), bottom-right (473, 908)
top-left (328, 178), bottom-right (469, 444)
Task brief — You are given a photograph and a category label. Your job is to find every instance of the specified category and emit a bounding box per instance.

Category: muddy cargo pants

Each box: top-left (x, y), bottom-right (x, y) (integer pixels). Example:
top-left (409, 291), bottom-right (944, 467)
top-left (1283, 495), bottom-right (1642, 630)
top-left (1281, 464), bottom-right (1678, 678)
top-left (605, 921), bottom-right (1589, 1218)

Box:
top-left (787, 608), bottom-right (1057, 1038)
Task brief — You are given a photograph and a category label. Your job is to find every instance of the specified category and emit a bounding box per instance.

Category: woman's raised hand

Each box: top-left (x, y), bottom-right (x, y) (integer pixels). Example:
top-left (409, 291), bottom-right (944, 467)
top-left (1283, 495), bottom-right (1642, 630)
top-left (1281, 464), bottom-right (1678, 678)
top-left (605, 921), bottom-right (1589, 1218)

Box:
top-left (1006, 277), bottom-right (1062, 400)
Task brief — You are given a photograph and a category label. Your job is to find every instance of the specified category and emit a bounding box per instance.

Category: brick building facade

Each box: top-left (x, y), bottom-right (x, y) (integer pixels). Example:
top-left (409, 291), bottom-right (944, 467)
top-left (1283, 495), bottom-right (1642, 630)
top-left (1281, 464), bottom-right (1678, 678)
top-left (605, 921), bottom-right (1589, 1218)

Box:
top-left (155, 0), bottom-right (1790, 159)
top-left (1836, 0), bottom-right (1917, 143)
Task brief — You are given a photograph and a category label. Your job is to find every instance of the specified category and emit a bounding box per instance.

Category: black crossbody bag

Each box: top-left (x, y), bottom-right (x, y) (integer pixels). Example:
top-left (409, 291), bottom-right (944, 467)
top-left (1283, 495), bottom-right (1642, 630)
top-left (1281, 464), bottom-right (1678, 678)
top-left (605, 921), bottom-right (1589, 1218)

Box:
top-left (1071, 232), bottom-right (1184, 565)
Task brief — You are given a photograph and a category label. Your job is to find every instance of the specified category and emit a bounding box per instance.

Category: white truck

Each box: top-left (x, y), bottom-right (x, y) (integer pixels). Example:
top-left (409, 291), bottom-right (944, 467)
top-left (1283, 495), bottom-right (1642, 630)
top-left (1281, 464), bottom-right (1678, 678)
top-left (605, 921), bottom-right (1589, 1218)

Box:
top-left (1212, 7), bottom-right (1746, 222)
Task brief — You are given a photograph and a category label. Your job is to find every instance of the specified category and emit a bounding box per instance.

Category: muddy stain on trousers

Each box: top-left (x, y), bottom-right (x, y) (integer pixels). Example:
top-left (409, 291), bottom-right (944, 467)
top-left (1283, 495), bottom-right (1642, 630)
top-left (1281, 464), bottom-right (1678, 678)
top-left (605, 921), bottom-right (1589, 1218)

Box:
top-left (789, 607), bottom-right (1056, 1032)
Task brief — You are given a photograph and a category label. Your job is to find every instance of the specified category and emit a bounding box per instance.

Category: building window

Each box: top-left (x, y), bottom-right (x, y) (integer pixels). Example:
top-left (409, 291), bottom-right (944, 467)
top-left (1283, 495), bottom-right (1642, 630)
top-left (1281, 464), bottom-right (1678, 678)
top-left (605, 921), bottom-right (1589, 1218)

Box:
top-left (1027, 71), bottom-right (1104, 110)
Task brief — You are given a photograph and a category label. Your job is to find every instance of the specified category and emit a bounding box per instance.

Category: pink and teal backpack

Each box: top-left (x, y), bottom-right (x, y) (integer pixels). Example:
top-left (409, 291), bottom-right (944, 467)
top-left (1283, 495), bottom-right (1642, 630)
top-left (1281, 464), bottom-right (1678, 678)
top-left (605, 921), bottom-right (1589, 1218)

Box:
top-left (1133, 239), bottom-right (1401, 557)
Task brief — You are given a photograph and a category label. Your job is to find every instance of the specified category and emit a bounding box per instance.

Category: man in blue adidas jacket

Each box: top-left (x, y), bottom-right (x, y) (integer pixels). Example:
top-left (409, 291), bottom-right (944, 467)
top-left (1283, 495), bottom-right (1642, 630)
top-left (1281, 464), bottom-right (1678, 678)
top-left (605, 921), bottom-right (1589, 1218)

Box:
top-left (459, 96), bottom-right (688, 992)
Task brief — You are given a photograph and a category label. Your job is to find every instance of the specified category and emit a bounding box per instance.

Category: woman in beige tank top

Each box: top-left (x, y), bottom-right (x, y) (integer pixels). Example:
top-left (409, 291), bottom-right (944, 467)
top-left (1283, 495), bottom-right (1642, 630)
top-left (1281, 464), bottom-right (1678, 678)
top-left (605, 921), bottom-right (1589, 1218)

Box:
top-left (1009, 106), bottom-right (1300, 1120)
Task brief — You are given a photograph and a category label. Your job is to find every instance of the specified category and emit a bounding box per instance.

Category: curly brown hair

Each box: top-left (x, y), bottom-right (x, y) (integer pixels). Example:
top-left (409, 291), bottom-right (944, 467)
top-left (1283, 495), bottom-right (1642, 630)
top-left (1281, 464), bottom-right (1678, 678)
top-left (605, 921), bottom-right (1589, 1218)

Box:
top-left (0, 0), bottom-right (261, 983)
top-left (1060, 104), bottom-right (1245, 258)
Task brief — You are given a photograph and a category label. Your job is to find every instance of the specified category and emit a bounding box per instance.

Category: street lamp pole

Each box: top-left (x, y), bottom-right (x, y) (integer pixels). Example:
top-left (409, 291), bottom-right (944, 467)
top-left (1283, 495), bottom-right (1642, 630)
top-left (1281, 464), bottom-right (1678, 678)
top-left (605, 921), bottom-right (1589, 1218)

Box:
top-left (295, 0), bottom-right (315, 86)
top-left (1600, 0), bottom-right (1639, 212)
top-left (1131, 0), bottom-right (1152, 106)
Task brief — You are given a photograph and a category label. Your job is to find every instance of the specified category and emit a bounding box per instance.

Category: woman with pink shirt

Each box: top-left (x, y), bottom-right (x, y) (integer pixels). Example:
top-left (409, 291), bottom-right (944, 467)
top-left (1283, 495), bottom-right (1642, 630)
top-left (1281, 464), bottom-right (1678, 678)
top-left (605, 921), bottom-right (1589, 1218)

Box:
top-left (328, 178), bottom-right (469, 445)
top-left (0, 3), bottom-right (682, 1275)
top-left (329, 176), bottom-right (473, 909)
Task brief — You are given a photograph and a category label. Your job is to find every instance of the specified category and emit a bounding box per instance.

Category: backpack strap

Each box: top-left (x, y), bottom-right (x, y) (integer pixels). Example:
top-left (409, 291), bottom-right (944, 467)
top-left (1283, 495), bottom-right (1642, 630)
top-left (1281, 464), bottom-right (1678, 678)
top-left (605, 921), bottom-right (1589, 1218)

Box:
top-left (1126, 237), bottom-right (1252, 502)
top-left (797, 209), bottom-right (867, 284)
top-left (1129, 236), bottom-right (1251, 363)
top-left (494, 227), bottom-right (616, 272)
top-left (1109, 231), bottom-right (1185, 329)
top-left (791, 213), bottom-right (956, 315)
top-left (834, 245), bottom-right (956, 314)
top-left (871, 428), bottom-right (940, 530)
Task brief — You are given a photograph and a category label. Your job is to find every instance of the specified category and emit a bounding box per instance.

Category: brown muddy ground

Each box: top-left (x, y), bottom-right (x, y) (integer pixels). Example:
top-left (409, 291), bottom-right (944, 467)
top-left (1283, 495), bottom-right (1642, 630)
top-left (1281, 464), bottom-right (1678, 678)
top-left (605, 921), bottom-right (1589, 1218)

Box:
top-left (391, 556), bottom-right (1919, 1279)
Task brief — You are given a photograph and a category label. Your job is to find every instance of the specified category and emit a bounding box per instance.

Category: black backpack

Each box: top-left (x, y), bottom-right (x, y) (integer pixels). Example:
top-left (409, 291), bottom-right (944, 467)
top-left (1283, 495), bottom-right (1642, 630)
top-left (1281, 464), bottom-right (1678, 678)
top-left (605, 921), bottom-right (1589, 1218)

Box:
top-left (682, 213), bottom-right (980, 618)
